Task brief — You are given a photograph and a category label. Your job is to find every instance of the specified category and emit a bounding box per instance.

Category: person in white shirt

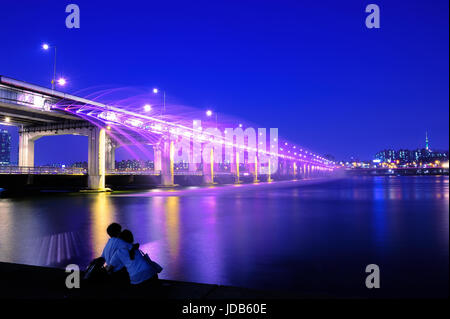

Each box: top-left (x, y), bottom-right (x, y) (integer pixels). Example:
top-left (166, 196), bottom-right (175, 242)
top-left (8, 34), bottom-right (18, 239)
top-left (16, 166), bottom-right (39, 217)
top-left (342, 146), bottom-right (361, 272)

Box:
top-left (108, 230), bottom-right (158, 287)
top-left (101, 223), bottom-right (130, 285)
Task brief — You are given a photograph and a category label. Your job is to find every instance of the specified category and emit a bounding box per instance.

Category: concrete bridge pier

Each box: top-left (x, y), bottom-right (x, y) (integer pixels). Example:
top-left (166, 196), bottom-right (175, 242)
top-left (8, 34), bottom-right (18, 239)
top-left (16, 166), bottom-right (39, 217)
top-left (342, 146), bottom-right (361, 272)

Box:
top-left (154, 146), bottom-right (162, 172)
top-left (18, 132), bottom-right (37, 167)
top-left (105, 136), bottom-right (117, 170)
top-left (303, 164), bottom-right (309, 178)
top-left (230, 151), bottom-right (242, 184)
top-left (87, 127), bottom-right (107, 190)
top-left (287, 161), bottom-right (294, 178)
top-left (160, 137), bottom-right (176, 187)
top-left (249, 155), bottom-right (259, 183)
top-left (202, 148), bottom-right (216, 185)
top-left (293, 162), bottom-right (298, 179)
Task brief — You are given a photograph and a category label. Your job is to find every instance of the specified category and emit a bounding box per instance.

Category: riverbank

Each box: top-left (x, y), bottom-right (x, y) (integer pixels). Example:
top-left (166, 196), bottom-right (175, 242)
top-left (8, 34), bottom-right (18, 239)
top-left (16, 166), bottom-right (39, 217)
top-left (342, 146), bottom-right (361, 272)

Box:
top-left (0, 262), bottom-right (325, 299)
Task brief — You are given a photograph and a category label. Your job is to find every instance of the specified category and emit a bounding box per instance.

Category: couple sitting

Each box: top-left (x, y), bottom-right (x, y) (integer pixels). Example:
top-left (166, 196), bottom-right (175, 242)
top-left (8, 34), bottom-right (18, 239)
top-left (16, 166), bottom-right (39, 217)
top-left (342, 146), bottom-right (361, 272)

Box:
top-left (101, 223), bottom-right (161, 288)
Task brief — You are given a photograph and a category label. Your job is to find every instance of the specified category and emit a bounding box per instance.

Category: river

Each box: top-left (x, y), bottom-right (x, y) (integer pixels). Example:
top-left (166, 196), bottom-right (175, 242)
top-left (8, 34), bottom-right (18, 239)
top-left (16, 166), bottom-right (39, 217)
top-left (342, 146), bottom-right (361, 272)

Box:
top-left (0, 176), bottom-right (448, 297)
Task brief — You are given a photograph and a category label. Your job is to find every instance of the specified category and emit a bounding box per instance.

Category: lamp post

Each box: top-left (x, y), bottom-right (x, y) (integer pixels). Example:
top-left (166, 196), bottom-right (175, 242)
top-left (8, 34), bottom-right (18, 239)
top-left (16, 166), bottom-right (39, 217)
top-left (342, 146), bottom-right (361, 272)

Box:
top-left (153, 88), bottom-right (166, 116)
top-left (42, 43), bottom-right (58, 90)
top-left (206, 109), bottom-right (218, 127)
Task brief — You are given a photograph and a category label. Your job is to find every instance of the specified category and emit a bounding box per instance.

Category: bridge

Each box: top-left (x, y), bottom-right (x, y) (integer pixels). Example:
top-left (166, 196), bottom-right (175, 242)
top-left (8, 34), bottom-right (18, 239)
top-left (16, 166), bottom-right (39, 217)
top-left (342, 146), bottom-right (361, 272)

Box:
top-left (0, 76), bottom-right (335, 191)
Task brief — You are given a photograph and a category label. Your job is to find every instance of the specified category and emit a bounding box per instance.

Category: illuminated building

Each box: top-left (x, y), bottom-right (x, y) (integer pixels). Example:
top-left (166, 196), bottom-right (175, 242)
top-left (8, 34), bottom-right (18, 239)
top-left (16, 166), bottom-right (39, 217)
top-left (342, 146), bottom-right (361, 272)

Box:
top-left (0, 129), bottom-right (11, 165)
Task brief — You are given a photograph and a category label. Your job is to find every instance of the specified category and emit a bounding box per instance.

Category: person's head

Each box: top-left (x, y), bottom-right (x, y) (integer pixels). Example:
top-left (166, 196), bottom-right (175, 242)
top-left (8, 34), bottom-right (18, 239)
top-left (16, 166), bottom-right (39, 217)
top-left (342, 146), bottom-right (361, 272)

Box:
top-left (106, 223), bottom-right (122, 238)
top-left (119, 229), bottom-right (134, 244)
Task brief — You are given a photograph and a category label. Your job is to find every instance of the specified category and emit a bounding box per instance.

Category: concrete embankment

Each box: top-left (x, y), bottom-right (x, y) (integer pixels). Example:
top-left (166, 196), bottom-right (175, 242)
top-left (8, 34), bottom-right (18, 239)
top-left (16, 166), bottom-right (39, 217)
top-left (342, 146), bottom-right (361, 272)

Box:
top-left (0, 262), bottom-right (323, 299)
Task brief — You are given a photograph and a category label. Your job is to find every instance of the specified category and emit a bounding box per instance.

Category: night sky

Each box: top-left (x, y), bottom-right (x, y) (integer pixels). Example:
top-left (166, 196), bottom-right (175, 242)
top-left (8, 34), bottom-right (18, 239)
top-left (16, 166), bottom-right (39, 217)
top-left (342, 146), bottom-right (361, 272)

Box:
top-left (0, 0), bottom-right (448, 164)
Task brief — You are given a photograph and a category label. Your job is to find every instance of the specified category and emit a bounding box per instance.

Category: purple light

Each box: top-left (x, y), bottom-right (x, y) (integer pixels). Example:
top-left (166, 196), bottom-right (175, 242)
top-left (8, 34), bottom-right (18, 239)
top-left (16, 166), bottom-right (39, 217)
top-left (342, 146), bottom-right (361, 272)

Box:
top-left (52, 87), bottom-right (334, 170)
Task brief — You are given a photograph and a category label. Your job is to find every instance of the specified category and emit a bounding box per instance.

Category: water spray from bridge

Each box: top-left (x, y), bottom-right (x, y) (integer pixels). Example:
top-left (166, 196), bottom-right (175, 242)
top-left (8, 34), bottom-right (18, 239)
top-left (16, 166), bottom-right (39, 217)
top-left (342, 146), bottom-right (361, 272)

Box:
top-left (0, 76), bottom-right (336, 191)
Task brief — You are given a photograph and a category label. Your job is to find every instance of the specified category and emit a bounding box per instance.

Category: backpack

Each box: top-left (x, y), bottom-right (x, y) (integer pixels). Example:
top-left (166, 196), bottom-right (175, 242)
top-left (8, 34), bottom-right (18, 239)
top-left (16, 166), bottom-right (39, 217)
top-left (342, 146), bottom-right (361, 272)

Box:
top-left (83, 257), bottom-right (108, 283)
top-left (140, 250), bottom-right (163, 273)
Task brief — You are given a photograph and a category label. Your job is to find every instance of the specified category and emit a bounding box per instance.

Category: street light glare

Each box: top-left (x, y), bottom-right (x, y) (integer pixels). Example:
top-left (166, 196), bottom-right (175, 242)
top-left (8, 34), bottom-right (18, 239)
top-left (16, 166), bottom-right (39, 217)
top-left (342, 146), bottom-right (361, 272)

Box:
top-left (57, 78), bottom-right (66, 86)
top-left (5, 117), bottom-right (11, 123)
top-left (144, 104), bottom-right (152, 112)
top-left (42, 43), bottom-right (49, 50)
top-left (153, 88), bottom-right (158, 94)
top-left (206, 110), bottom-right (212, 117)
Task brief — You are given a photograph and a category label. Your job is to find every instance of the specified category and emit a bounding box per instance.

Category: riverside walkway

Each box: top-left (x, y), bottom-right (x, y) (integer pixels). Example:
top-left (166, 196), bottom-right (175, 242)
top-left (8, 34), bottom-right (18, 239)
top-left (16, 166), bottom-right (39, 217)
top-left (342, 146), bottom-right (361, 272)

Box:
top-left (0, 262), bottom-right (323, 299)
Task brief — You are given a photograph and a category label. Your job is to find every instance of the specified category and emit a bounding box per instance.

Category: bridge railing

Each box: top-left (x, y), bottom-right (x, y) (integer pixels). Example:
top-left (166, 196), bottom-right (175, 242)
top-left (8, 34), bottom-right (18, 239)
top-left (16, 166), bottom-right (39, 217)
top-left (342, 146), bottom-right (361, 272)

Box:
top-left (173, 171), bottom-right (203, 176)
top-left (107, 169), bottom-right (161, 175)
top-left (0, 166), bottom-right (86, 175)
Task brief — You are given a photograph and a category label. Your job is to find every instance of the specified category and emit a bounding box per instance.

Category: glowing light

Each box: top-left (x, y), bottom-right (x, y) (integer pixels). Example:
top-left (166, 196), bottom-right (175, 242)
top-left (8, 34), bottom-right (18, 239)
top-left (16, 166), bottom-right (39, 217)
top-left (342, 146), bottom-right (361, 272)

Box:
top-left (106, 125), bottom-right (111, 130)
top-left (144, 104), bottom-right (152, 112)
top-left (42, 43), bottom-right (49, 50)
top-left (57, 78), bottom-right (66, 86)
top-left (153, 88), bottom-right (159, 94)
top-left (126, 118), bottom-right (143, 127)
top-left (4, 117), bottom-right (10, 123)
top-left (206, 110), bottom-right (212, 117)
top-left (239, 124), bottom-right (243, 128)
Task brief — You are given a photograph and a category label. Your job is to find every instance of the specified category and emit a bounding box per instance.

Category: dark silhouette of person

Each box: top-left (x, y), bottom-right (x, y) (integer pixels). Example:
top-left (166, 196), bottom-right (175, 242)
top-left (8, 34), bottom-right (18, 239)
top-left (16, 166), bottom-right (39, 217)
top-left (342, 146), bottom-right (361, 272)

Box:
top-left (108, 229), bottom-right (159, 288)
top-left (101, 223), bottom-right (130, 286)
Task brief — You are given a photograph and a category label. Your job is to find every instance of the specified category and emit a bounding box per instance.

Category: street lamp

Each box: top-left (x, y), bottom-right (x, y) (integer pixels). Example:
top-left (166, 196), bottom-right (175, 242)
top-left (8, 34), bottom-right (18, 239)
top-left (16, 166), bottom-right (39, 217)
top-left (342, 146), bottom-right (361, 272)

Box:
top-left (206, 109), bottom-right (218, 126)
top-left (144, 104), bottom-right (152, 112)
top-left (42, 43), bottom-right (57, 90)
top-left (153, 88), bottom-right (166, 114)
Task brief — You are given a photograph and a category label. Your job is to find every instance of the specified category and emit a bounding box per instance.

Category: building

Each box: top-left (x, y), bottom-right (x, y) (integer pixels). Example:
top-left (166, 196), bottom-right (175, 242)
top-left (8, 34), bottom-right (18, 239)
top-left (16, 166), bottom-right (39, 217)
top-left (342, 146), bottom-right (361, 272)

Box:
top-left (0, 129), bottom-right (11, 165)
top-left (375, 149), bottom-right (396, 163)
top-left (374, 132), bottom-right (448, 166)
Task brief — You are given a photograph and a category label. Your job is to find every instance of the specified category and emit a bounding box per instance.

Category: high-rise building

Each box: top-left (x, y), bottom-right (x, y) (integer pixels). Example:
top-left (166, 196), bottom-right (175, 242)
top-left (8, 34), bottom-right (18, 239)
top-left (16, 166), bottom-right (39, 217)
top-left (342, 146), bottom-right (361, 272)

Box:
top-left (425, 131), bottom-right (430, 151)
top-left (0, 129), bottom-right (11, 165)
top-left (375, 149), bottom-right (396, 162)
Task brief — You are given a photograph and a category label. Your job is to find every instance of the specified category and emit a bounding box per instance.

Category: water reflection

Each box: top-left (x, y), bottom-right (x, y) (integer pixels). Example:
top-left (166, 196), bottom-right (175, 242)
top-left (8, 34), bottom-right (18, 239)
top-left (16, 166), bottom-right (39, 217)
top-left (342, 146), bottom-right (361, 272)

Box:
top-left (90, 193), bottom-right (116, 257)
top-left (0, 176), bottom-right (448, 297)
top-left (165, 196), bottom-right (180, 261)
top-left (0, 200), bottom-right (13, 261)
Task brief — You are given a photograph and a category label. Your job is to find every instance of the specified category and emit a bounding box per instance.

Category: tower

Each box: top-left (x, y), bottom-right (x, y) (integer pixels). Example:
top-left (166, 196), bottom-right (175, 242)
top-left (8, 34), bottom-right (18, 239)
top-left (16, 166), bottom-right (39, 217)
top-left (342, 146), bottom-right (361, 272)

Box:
top-left (425, 131), bottom-right (429, 151)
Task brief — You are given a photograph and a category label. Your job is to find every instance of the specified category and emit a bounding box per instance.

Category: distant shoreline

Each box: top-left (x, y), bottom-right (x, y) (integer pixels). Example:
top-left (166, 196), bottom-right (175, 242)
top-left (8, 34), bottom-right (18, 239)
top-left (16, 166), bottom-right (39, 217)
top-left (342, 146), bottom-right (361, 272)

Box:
top-left (345, 168), bottom-right (448, 176)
